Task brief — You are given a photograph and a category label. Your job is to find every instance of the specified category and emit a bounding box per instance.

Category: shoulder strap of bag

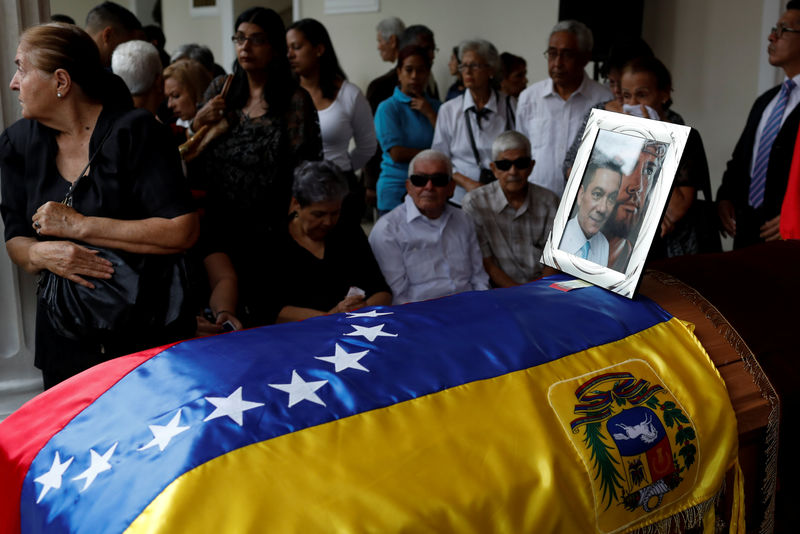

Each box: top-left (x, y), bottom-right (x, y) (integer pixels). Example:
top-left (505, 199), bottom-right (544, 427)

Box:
top-left (464, 104), bottom-right (483, 168)
top-left (62, 125), bottom-right (114, 207)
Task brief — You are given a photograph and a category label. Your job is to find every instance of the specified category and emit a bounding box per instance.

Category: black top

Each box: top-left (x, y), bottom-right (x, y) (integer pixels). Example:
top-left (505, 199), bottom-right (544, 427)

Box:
top-left (0, 108), bottom-right (195, 373)
top-left (263, 221), bottom-right (391, 323)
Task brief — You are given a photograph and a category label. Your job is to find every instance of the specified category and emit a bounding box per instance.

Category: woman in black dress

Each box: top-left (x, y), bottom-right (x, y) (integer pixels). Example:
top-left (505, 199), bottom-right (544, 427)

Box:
top-left (0, 23), bottom-right (198, 387)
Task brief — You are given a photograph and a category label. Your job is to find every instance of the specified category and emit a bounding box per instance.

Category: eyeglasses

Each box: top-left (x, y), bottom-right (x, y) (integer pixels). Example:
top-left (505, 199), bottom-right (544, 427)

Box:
top-left (409, 173), bottom-right (451, 187)
top-left (494, 157), bottom-right (533, 171)
top-left (543, 48), bottom-right (580, 61)
top-left (232, 33), bottom-right (268, 46)
top-left (458, 62), bottom-right (489, 72)
top-left (771, 25), bottom-right (800, 38)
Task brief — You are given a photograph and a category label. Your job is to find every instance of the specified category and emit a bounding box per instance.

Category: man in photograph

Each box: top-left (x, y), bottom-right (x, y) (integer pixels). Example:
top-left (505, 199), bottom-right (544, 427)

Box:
top-left (559, 159), bottom-right (623, 266)
top-left (603, 141), bottom-right (665, 271)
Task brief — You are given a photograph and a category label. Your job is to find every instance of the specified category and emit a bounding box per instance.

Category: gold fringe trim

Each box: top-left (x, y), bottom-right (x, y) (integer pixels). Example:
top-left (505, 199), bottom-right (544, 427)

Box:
top-left (625, 487), bottom-right (723, 534)
top-left (645, 271), bottom-right (780, 534)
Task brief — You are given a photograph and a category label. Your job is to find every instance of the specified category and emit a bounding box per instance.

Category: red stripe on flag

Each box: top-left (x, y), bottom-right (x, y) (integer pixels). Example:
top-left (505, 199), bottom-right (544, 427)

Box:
top-left (0, 343), bottom-right (176, 534)
top-left (780, 120), bottom-right (800, 239)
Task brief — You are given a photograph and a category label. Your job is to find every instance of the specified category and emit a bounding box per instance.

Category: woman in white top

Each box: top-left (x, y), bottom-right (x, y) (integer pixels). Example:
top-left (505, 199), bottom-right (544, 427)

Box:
top-left (432, 39), bottom-right (516, 205)
top-left (287, 18), bottom-right (376, 224)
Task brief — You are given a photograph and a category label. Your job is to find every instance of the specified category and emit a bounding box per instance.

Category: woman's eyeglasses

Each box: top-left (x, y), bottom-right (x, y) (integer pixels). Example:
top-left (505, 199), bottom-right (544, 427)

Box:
top-left (409, 173), bottom-right (451, 187)
top-left (232, 33), bottom-right (268, 46)
top-left (493, 157), bottom-right (533, 171)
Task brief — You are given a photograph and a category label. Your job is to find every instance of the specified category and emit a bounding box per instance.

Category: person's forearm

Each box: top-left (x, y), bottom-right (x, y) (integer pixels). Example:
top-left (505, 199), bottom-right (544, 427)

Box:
top-left (453, 172), bottom-right (481, 192)
top-left (483, 257), bottom-right (517, 288)
top-left (365, 291), bottom-right (392, 306)
top-left (388, 146), bottom-right (423, 163)
top-left (76, 213), bottom-right (199, 254)
top-left (6, 236), bottom-right (42, 273)
top-left (276, 305), bottom-right (325, 323)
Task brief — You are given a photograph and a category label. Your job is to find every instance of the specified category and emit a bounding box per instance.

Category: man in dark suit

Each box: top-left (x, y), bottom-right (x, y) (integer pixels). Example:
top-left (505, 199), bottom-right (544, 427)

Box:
top-left (718, 0), bottom-right (800, 248)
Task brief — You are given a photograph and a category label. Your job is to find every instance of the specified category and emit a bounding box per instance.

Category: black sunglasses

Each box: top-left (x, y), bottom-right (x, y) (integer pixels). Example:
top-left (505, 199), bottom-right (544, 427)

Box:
top-left (494, 157), bottom-right (533, 171)
top-left (409, 173), bottom-right (451, 187)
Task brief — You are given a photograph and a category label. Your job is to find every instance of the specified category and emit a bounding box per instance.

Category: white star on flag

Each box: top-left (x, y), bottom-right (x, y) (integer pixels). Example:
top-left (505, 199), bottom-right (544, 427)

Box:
top-left (138, 409), bottom-right (190, 452)
top-left (269, 370), bottom-right (328, 407)
top-left (344, 323), bottom-right (398, 342)
top-left (315, 344), bottom-right (370, 372)
top-left (34, 451), bottom-right (74, 503)
top-left (346, 309), bottom-right (393, 318)
top-left (72, 442), bottom-right (118, 492)
top-left (204, 386), bottom-right (265, 426)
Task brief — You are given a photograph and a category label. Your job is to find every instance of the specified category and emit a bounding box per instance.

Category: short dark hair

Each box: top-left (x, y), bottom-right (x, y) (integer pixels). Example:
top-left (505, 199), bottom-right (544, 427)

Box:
top-left (292, 161), bottom-right (350, 207)
top-left (582, 158), bottom-right (623, 189)
top-left (287, 18), bottom-right (347, 100)
top-left (85, 2), bottom-right (142, 34)
top-left (51, 14), bottom-right (76, 24)
top-left (396, 45), bottom-right (432, 70)
top-left (788, 0), bottom-right (800, 10)
top-left (143, 24), bottom-right (166, 48)
top-left (500, 52), bottom-right (526, 79)
top-left (600, 36), bottom-right (653, 78)
top-left (398, 24), bottom-right (434, 50)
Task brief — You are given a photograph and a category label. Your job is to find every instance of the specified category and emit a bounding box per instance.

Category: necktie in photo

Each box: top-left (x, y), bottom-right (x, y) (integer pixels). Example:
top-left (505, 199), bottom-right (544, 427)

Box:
top-left (750, 79), bottom-right (796, 208)
top-left (578, 241), bottom-right (590, 259)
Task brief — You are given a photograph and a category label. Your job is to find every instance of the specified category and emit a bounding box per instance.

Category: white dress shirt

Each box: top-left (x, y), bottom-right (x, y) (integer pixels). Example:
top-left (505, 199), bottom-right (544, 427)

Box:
top-left (318, 80), bottom-right (377, 172)
top-left (368, 195), bottom-right (490, 304)
top-left (431, 90), bottom-right (516, 204)
top-left (750, 72), bottom-right (800, 177)
top-left (558, 216), bottom-right (609, 266)
top-left (516, 72), bottom-right (612, 197)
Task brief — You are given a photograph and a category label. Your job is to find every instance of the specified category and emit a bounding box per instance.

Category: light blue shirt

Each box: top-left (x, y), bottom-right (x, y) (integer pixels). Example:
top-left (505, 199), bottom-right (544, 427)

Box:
top-left (374, 87), bottom-right (441, 211)
top-left (558, 216), bottom-right (609, 266)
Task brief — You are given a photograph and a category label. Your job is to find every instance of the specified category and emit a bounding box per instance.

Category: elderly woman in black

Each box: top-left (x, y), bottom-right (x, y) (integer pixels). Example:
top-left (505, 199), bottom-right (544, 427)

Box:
top-left (271, 161), bottom-right (391, 322)
top-left (0, 23), bottom-right (198, 388)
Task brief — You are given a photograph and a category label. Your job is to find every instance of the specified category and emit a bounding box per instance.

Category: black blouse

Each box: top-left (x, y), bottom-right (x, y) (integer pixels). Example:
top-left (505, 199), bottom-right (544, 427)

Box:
top-left (0, 108), bottom-right (195, 374)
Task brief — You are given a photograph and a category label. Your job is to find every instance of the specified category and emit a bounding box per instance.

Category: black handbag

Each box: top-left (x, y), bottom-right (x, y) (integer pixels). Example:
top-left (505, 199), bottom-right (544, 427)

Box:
top-left (37, 127), bottom-right (191, 343)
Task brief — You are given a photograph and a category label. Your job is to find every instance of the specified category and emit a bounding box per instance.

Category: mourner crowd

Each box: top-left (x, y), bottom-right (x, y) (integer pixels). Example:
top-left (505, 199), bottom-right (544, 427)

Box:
top-left (2, 1), bottom-right (798, 388)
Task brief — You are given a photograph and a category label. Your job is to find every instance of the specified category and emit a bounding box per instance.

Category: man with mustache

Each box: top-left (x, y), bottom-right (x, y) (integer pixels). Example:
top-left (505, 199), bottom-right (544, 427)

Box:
top-left (604, 142), bottom-right (664, 272)
top-left (559, 159), bottom-right (623, 266)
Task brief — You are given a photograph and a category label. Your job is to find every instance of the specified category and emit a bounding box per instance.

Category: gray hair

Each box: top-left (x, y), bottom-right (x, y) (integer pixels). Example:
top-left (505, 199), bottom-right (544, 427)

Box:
top-left (491, 131), bottom-right (531, 160)
top-left (376, 17), bottom-right (405, 41)
top-left (458, 39), bottom-right (500, 76)
top-left (292, 161), bottom-right (350, 207)
top-left (550, 20), bottom-right (593, 55)
top-left (171, 43), bottom-right (216, 74)
top-left (111, 40), bottom-right (162, 95)
top-left (408, 150), bottom-right (453, 178)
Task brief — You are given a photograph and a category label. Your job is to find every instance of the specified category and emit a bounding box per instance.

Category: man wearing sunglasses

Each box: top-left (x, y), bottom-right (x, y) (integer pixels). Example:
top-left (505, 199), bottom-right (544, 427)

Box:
top-left (558, 158), bottom-right (623, 266)
top-left (718, 0), bottom-right (800, 248)
top-left (462, 132), bottom-right (559, 287)
top-left (369, 150), bottom-right (489, 304)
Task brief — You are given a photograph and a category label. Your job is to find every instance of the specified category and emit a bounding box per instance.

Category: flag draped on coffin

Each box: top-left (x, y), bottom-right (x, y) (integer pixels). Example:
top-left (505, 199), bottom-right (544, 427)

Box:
top-left (0, 275), bottom-right (740, 534)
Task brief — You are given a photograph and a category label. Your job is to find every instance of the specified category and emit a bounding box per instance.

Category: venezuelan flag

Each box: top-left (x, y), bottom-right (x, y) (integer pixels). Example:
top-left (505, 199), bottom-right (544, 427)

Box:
top-left (0, 275), bottom-right (739, 533)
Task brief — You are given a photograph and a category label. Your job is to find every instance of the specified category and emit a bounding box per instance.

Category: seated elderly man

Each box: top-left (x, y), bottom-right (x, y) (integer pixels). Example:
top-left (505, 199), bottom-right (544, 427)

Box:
top-left (111, 40), bottom-right (164, 115)
top-left (462, 131), bottom-right (559, 287)
top-left (558, 158), bottom-right (623, 266)
top-left (369, 150), bottom-right (489, 304)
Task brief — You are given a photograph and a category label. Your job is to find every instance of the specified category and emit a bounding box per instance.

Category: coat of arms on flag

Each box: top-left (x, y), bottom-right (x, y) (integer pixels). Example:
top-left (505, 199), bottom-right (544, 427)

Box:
top-left (549, 359), bottom-right (700, 533)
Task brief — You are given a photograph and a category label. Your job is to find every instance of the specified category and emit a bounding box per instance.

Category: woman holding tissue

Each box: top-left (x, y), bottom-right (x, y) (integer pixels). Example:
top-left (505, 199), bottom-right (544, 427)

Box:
top-left (374, 45), bottom-right (441, 214)
top-left (619, 56), bottom-right (720, 257)
top-left (268, 161), bottom-right (391, 323)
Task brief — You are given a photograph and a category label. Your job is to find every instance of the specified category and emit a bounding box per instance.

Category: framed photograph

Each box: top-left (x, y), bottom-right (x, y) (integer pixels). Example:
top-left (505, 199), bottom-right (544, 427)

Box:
top-left (541, 109), bottom-right (691, 298)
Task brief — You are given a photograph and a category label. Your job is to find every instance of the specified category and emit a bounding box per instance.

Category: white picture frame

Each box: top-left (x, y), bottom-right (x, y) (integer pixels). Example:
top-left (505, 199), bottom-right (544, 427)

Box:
top-left (541, 109), bottom-right (691, 299)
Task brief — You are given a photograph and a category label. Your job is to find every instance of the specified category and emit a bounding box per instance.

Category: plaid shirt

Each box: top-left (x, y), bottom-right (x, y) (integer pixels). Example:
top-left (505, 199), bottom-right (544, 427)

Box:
top-left (462, 181), bottom-right (559, 283)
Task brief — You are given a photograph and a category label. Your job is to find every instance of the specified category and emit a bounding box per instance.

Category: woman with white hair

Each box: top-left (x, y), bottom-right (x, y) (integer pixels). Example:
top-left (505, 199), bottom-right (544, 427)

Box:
top-left (431, 38), bottom-right (516, 205)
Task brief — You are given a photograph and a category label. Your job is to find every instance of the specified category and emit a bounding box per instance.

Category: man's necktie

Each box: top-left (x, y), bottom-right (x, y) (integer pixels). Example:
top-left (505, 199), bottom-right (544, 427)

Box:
top-left (470, 107), bottom-right (492, 130)
top-left (750, 79), bottom-right (796, 208)
top-left (578, 241), bottom-right (590, 259)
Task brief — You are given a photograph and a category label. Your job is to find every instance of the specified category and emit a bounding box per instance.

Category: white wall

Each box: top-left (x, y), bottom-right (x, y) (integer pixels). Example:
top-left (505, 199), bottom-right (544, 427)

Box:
top-left (297, 0), bottom-right (559, 98)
